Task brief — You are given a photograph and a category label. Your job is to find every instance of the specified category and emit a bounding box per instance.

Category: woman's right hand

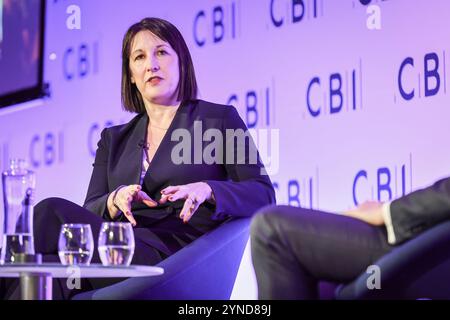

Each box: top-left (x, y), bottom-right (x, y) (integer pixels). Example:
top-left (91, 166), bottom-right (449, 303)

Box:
top-left (107, 184), bottom-right (157, 226)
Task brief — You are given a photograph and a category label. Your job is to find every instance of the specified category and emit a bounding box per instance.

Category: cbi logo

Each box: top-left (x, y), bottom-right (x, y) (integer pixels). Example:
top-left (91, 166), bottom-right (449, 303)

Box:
top-left (29, 131), bottom-right (65, 168)
top-left (396, 51), bottom-right (447, 103)
top-left (273, 171), bottom-right (319, 208)
top-left (193, 1), bottom-right (240, 47)
top-left (305, 61), bottom-right (363, 118)
top-left (351, 155), bottom-right (413, 206)
top-left (269, 0), bottom-right (323, 28)
top-left (53, 0), bottom-right (100, 80)
top-left (63, 41), bottom-right (100, 81)
top-left (227, 81), bottom-right (275, 128)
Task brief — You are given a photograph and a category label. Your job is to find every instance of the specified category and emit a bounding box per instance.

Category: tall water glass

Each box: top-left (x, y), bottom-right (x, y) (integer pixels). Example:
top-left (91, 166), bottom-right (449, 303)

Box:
top-left (1, 159), bottom-right (36, 264)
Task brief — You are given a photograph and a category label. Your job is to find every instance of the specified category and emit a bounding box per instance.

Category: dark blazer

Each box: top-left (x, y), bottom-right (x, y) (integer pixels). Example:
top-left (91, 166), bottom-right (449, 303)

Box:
top-left (390, 177), bottom-right (450, 244)
top-left (83, 99), bottom-right (275, 255)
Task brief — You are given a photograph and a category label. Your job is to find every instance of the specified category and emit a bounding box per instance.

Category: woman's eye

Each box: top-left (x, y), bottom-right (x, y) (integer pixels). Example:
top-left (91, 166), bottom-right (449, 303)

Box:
top-left (157, 50), bottom-right (167, 56)
top-left (134, 54), bottom-right (144, 61)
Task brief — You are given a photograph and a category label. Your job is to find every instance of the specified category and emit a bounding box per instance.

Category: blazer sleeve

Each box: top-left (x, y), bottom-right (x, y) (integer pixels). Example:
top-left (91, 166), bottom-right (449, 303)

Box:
top-left (82, 128), bottom-right (114, 220)
top-left (389, 177), bottom-right (450, 244)
top-left (205, 106), bottom-right (276, 219)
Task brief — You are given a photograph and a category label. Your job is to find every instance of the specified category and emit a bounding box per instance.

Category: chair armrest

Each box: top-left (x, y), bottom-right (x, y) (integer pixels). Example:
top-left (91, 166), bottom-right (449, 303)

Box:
top-left (72, 217), bottom-right (251, 300)
top-left (336, 220), bottom-right (450, 299)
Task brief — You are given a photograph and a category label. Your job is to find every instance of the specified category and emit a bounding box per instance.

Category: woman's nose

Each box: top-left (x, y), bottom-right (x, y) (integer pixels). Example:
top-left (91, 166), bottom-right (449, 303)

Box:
top-left (147, 57), bottom-right (160, 72)
top-left (147, 65), bottom-right (160, 72)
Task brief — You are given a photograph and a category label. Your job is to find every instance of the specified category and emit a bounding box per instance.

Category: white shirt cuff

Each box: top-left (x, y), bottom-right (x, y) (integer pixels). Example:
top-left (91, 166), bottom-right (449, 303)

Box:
top-left (382, 201), bottom-right (396, 245)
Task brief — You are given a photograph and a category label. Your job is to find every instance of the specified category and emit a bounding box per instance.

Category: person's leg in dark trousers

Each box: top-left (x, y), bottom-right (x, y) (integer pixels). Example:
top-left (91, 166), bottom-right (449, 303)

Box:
top-left (250, 205), bottom-right (393, 299)
top-left (1, 197), bottom-right (164, 300)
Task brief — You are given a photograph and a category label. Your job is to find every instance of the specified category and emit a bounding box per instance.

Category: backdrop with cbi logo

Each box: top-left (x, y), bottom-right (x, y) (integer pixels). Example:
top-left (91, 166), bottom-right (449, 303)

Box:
top-left (0, 0), bottom-right (450, 298)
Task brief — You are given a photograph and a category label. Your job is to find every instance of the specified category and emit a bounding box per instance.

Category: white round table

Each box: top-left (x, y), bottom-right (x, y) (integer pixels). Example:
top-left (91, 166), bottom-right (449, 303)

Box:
top-left (0, 263), bottom-right (164, 300)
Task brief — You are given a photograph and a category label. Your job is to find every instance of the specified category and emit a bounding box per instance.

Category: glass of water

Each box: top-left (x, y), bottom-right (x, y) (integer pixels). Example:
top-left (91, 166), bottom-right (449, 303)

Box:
top-left (98, 222), bottom-right (135, 266)
top-left (58, 224), bottom-right (94, 265)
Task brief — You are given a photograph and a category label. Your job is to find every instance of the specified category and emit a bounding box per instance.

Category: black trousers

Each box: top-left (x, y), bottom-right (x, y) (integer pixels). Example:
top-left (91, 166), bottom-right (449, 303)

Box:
top-left (250, 205), bottom-right (393, 299)
top-left (1, 198), bottom-right (167, 300)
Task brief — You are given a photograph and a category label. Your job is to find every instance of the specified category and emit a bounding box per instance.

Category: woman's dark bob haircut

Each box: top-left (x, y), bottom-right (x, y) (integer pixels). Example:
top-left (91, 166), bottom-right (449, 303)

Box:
top-left (121, 17), bottom-right (198, 113)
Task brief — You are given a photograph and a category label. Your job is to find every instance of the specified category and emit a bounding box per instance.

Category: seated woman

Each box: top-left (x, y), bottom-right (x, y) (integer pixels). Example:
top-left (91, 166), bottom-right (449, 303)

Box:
top-left (1, 17), bottom-right (275, 299)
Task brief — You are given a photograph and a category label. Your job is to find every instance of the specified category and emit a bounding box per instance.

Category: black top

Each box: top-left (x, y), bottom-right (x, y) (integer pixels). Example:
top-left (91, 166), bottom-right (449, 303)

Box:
top-left (83, 99), bottom-right (276, 238)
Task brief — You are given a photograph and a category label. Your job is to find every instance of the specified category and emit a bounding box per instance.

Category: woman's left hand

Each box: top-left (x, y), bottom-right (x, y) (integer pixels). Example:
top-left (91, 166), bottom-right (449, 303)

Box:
top-left (159, 182), bottom-right (214, 223)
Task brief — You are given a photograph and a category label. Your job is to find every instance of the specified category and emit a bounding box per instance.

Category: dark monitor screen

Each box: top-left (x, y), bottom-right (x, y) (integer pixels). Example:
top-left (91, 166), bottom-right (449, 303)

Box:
top-left (0, 0), bottom-right (46, 109)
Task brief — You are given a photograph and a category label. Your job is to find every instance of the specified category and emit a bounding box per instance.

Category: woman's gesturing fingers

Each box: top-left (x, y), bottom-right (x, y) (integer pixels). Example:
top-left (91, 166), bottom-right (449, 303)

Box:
top-left (135, 190), bottom-right (158, 207)
top-left (158, 182), bottom-right (213, 223)
top-left (114, 185), bottom-right (142, 226)
top-left (179, 196), bottom-right (201, 223)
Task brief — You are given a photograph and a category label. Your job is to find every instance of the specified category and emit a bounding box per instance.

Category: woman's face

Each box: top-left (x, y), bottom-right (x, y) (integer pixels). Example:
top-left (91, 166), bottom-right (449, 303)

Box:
top-left (129, 30), bottom-right (180, 106)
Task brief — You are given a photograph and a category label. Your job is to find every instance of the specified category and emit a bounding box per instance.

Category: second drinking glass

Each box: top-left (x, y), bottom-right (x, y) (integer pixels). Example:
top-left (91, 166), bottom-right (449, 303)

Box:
top-left (98, 222), bottom-right (135, 266)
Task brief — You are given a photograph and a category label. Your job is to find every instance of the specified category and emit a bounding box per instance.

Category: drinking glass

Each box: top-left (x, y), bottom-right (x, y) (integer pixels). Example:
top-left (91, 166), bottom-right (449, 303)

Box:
top-left (98, 222), bottom-right (135, 266)
top-left (58, 224), bottom-right (94, 265)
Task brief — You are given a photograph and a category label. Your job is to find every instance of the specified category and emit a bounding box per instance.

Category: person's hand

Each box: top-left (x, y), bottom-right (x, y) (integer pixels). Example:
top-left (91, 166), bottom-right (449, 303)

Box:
top-left (110, 184), bottom-right (157, 226)
top-left (342, 201), bottom-right (385, 226)
top-left (159, 182), bottom-right (213, 223)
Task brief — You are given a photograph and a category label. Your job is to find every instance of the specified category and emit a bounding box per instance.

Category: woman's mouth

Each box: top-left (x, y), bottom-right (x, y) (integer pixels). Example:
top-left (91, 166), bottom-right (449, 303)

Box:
top-left (147, 76), bottom-right (163, 85)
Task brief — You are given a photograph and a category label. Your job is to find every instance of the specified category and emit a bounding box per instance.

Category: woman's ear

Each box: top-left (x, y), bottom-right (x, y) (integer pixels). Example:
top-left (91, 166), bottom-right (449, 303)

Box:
top-left (130, 76), bottom-right (135, 84)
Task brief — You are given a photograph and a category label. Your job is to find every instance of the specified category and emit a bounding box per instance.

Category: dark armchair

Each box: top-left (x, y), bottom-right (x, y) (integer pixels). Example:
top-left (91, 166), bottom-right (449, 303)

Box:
top-left (72, 217), bottom-right (251, 300)
top-left (334, 220), bottom-right (450, 299)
